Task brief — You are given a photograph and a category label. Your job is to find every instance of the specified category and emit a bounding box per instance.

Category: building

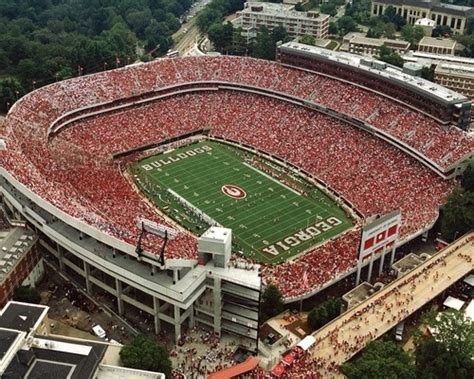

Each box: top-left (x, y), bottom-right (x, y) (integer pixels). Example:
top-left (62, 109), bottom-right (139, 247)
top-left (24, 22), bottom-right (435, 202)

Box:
top-left (0, 301), bottom-right (165, 379)
top-left (415, 17), bottom-right (436, 36)
top-left (371, 0), bottom-right (474, 34)
top-left (235, 2), bottom-right (330, 40)
top-left (418, 36), bottom-right (456, 55)
top-left (0, 224), bottom-right (43, 308)
top-left (348, 36), bottom-right (411, 57)
top-left (435, 63), bottom-right (474, 102)
top-left (277, 41), bottom-right (472, 134)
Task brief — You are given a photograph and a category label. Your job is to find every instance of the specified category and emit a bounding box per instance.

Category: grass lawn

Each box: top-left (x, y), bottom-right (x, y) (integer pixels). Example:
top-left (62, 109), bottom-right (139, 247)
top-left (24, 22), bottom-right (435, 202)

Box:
top-left (132, 140), bottom-right (353, 264)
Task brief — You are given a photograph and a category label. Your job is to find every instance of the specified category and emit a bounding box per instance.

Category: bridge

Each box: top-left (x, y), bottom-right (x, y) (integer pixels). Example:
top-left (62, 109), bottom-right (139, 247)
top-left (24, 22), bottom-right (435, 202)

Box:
top-left (303, 232), bottom-right (473, 378)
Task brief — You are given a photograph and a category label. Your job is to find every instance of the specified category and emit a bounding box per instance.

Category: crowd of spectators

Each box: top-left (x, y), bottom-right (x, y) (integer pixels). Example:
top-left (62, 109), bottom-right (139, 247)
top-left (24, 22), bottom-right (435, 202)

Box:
top-left (2, 56), bottom-right (470, 298)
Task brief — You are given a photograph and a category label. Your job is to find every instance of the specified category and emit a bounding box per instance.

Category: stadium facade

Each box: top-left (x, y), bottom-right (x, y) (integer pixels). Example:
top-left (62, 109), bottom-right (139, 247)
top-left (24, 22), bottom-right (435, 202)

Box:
top-left (1, 48), bottom-right (473, 345)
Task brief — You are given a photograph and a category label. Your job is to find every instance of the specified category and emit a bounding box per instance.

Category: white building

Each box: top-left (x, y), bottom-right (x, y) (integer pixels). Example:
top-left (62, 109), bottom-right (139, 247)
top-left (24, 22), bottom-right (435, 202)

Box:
top-left (235, 2), bottom-right (330, 40)
top-left (415, 17), bottom-right (436, 35)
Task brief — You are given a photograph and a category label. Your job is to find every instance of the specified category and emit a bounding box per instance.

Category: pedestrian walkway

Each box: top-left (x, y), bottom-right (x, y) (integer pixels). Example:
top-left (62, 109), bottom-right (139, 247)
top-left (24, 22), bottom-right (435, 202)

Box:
top-left (284, 232), bottom-right (473, 378)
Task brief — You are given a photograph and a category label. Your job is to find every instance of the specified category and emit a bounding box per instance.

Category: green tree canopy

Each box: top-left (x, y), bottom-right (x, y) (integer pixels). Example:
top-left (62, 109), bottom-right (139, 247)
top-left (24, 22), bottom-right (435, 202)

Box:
top-left (0, 0), bottom-right (194, 93)
top-left (382, 5), bottom-right (406, 30)
top-left (260, 284), bottom-right (284, 322)
top-left (120, 335), bottom-right (172, 377)
top-left (401, 24), bottom-right (425, 46)
top-left (440, 187), bottom-right (474, 241)
top-left (337, 16), bottom-right (358, 35)
top-left (300, 34), bottom-right (316, 46)
top-left (378, 45), bottom-right (404, 67)
top-left (415, 310), bottom-right (474, 379)
top-left (341, 340), bottom-right (416, 379)
top-left (461, 161), bottom-right (474, 192)
top-left (13, 285), bottom-right (41, 304)
top-left (432, 25), bottom-right (452, 38)
top-left (208, 22), bottom-right (234, 53)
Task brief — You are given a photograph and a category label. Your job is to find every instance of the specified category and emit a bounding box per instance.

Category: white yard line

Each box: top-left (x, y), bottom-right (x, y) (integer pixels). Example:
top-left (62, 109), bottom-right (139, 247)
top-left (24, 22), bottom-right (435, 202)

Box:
top-left (243, 162), bottom-right (301, 196)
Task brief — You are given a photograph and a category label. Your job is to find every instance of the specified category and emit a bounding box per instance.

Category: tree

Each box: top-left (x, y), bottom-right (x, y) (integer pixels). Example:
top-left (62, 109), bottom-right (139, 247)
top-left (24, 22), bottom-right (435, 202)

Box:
top-left (401, 25), bottom-right (425, 46)
top-left (341, 340), bottom-right (416, 379)
top-left (307, 308), bottom-right (321, 330)
top-left (415, 310), bottom-right (474, 379)
top-left (432, 25), bottom-right (452, 38)
top-left (260, 284), bottom-right (284, 322)
top-left (0, 77), bottom-right (24, 113)
top-left (271, 25), bottom-right (289, 45)
top-left (120, 335), bottom-right (172, 377)
top-left (337, 16), bottom-right (358, 35)
top-left (378, 45), bottom-right (404, 67)
top-left (321, 2), bottom-right (337, 17)
top-left (421, 66), bottom-right (435, 82)
top-left (300, 34), bottom-right (316, 46)
top-left (440, 187), bottom-right (474, 241)
top-left (326, 298), bottom-right (342, 319)
top-left (465, 17), bottom-right (474, 35)
top-left (208, 22), bottom-right (234, 53)
top-left (253, 26), bottom-right (276, 60)
top-left (13, 286), bottom-right (41, 304)
top-left (461, 161), bottom-right (474, 192)
top-left (329, 22), bottom-right (339, 35)
top-left (383, 22), bottom-right (396, 38)
top-left (382, 5), bottom-right (406, 30)
top-left (415, 337), bottom-right (474, 379)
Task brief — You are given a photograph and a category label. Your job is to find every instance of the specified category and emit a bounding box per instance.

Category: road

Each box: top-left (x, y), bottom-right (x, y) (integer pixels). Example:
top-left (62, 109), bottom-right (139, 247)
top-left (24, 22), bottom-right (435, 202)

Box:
top-left (297, 232), bottom-right (473, 378)
top-left (172, 0), bottom-right (212, 56)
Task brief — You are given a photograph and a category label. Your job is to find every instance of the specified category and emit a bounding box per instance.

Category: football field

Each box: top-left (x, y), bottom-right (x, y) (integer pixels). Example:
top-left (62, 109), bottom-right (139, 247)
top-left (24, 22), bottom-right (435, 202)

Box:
top-left (132, 140), bottom-right (353, 264)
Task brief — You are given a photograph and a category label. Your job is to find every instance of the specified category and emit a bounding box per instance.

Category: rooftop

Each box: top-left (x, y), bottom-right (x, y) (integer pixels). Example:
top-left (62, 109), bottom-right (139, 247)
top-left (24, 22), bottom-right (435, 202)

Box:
top-left (201, 227), bottom-right (232, 243)
top-left (415, 17), bottom-right (436, 26)
top-left (418, 37), bottom-right (456, 49)
top-left (278, 41), bottom-right (468, 104)
top-left (0, 329), bottom-right (22, 361)
top-left (240, 2), bottom-right (329, 21)
top-left (435, 62), bottom-right (474, 77)
top-left (373, 0), bottom-right (474, 16)
top-left (350, 36), bottom-right (410, 48)
top-left (4, 335), bottom-right (107, 379)
top-left (403, 51), bottom-right (474, 66)
top-left (0, 302), bottom-right (48, 334)
top-left (0, 228), bottom-right (37, 283)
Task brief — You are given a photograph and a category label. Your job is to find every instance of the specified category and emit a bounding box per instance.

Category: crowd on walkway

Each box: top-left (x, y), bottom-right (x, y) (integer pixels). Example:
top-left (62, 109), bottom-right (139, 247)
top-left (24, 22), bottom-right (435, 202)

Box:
top-left (261, 234), bottom-right (473, 378)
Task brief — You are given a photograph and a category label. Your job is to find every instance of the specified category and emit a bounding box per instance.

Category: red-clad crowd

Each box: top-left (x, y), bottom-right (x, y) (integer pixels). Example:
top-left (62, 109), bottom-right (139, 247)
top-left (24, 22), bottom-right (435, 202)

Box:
top-left (2, 56), bottom-right (469, 298)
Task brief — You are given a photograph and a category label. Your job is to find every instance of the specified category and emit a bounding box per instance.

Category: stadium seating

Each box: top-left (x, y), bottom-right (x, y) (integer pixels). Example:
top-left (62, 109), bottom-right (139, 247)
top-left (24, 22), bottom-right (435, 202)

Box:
top-left (3, 56), bottom-right (470, 298)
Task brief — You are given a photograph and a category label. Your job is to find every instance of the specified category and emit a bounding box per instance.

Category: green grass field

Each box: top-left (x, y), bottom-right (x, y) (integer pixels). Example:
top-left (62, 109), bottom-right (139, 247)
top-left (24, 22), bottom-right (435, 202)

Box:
top-left (131, 140), bottom-right (353, 264)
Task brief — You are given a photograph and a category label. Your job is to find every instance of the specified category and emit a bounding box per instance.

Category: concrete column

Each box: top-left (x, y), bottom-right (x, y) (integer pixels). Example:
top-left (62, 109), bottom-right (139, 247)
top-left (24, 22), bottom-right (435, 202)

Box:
top-left (174, 305), bottom-right (181, 344)
top-left (356, 260), bottom-right (362, 285)
top-left (115, 278), bottom-right (124, 316)
top-left (83, 261), bottom-right (92, 295)
top-left (367, 252), bottom-right (375, 282)
top-left (173, 270), bottom-right (179, 284)
top-left (57, 244), bottom-right (65, 272)
top-left (213, 277), bottom-right (222, 335)
top-left (153, 297), bottom-right (161, 334)
top-left (390, 246), bottom-right (397, 266)
top-left (460, 18), bottom-right (466, 33)
top-left (188, 304), bottom-right (195, 328)
top-left (378, 250), bottom-right (386, 276)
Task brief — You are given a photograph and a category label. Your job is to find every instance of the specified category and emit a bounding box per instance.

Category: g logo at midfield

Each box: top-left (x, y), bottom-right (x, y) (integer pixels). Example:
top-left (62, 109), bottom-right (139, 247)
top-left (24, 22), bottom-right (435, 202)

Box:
top-left (222, 184), bottom-right (247, 200)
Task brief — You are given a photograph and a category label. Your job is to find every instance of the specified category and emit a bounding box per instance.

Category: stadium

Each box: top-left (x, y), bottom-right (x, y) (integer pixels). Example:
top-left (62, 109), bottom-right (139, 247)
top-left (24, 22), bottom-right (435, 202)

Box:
top-left (0, 41), bottom-right (473, 347)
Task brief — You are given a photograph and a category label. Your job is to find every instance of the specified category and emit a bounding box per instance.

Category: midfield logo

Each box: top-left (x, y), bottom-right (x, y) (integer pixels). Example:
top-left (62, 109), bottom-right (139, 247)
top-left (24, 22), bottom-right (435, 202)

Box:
top-left (221, 184), bottom-right (247, 200)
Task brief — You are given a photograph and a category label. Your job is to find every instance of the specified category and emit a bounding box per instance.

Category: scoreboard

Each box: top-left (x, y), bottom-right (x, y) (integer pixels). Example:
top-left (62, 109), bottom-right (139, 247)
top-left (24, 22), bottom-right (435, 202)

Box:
top-left (359, 211), bottom-right (401, 260)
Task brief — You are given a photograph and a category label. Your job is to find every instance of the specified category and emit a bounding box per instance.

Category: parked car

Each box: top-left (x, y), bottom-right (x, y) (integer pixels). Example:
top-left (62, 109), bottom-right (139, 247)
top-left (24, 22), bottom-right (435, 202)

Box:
top-left (395, 322), bottom-right (405, 341)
